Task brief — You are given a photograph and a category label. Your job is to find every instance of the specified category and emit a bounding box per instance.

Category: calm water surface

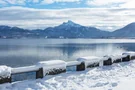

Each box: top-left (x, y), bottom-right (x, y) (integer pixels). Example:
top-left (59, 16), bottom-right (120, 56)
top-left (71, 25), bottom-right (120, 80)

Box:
top-left (0, 39), bottom-right (135, 67)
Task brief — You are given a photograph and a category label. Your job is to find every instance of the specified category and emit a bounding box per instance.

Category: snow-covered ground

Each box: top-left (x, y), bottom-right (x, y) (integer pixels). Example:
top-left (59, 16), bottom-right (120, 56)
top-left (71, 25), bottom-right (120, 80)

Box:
top-left (1, 60), bottom-right (135, 90)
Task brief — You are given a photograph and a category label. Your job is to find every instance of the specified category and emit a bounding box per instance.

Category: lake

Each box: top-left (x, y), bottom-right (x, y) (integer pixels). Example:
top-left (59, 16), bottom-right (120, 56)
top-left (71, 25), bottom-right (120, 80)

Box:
top-left (0, 39), bottom-right (135, 67)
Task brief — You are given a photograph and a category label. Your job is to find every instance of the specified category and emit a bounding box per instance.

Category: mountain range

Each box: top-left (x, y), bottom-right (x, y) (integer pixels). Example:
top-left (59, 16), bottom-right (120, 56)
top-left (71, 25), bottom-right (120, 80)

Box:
top-left (0, 20), bottom-right (135, 39)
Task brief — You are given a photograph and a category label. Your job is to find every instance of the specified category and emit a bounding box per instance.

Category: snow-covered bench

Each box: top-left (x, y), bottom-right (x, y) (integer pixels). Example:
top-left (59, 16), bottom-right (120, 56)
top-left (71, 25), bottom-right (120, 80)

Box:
top-left (123, 52), bottom-right (135, 60)
top-left (11, 60), bottom-right (66, 82)
top-left (37, 60), bottom-right (66, 76)
top-left (121, 54), bottom-right (130, 62)
top-left (11, 60), bottom-right (66, 78)
top-left (104, 55), bottom-right (122, 63)
top-left (0, 65), bottom-right (11, 84)
top-left (76, 56), bottom-right (113, 70)
top-left (77, 56), bottom-right (102, 68)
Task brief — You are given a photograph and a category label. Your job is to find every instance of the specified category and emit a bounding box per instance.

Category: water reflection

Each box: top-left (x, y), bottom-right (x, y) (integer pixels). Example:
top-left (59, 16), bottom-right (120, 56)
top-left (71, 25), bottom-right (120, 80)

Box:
top-left (0, 39), bottom-right (135, 67)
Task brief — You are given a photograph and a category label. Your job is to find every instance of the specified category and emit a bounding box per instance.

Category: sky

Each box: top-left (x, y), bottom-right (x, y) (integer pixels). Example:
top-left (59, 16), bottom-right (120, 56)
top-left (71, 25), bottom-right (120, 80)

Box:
top-left (0, 0), bottom-right (135, 31)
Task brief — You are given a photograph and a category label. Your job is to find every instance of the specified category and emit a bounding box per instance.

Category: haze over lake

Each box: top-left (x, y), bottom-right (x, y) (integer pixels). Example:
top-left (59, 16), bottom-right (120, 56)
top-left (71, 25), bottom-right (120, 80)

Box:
top-left (0, 39), bottom-right (135, 67)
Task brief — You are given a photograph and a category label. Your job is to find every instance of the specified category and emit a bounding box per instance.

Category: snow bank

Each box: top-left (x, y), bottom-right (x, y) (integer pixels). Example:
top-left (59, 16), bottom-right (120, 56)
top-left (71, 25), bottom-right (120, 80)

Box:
top-left (37, 60), bottom-right (66, 76)
top-left (0, 66), bottom-right (11, 79)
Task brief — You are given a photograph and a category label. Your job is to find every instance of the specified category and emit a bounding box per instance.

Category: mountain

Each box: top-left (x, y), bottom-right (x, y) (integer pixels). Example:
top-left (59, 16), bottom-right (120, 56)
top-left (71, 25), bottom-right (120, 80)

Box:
top-left (0, 25), bottom-right (37, 38)
top-left (43, 20), bottom-right (110, 38)
top-left (0, 21), bottom-right (135, 39)
top-left (111, 23), bottom-right (135, 38)
top-left (58, 20), bottom-right (82, 28)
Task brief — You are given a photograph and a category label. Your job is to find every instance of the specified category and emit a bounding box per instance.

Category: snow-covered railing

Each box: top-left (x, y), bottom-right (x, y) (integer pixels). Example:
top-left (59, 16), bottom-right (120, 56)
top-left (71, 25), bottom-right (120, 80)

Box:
top-left (66, 61), bottom-right (81, 67)
top-left (12, 65), bottom-right (39, 74)
top-left (0, 52), bottom-right (135, 84)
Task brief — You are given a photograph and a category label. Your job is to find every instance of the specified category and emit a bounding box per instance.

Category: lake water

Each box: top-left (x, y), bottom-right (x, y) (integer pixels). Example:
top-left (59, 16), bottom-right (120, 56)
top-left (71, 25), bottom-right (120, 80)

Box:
top-left (1, 39), bottom-right (135, 67)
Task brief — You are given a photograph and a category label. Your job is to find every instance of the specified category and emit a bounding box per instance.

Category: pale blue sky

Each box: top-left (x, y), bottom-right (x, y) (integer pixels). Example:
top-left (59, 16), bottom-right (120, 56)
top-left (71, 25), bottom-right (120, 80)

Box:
top-left (0, 0), bottom-right (133, 9)
top-left (0, 0), bottom-right (135, 31)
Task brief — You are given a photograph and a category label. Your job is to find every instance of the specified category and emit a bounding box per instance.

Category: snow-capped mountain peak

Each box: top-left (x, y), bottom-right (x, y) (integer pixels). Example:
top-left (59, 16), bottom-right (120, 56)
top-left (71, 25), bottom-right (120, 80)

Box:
top-left (61, 20), bottom-right (82, 27)
top-left (126, 22), bottom-right (135, 28)
top-left (66, 20), bottom-right (77, 25)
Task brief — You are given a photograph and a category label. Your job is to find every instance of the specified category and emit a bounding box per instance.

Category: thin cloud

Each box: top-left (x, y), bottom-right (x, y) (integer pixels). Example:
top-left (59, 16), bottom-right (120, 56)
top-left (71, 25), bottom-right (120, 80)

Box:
top-left (41, 0), bottom-right (81, 4)
top-left (0, 7), bottom-right (135, 31)
top-left (1, 0), bottom-right (81, 5)
top-left (0, 0), bottom-right (7, 5)
top-left (86, 0), bottom-right (135, 8)
top-left (3, 0), bottom-right (26, 5)
top-left (0, 0), bottom-right (134, 9)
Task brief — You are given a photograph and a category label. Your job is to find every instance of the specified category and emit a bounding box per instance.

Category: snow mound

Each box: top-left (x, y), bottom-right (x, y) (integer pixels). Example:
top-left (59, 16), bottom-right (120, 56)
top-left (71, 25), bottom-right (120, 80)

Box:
top-left (0, 66), bottom-right (11, 79)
